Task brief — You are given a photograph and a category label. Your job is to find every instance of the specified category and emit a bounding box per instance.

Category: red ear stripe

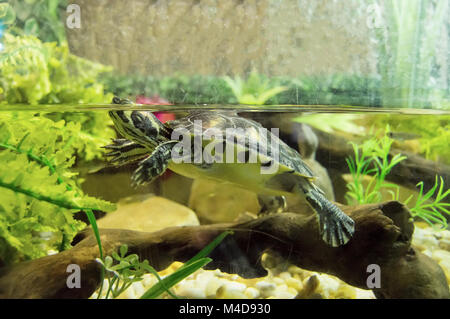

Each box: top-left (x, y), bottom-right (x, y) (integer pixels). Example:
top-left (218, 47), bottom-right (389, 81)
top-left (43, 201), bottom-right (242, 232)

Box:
top-left (136, 95), bottom-right (175, 123)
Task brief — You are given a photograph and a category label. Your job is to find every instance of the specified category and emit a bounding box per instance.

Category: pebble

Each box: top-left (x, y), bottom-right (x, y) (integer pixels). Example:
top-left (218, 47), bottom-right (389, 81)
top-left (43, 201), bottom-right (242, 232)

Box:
top-left (245, 287), bottom-right (260, 299)
top-left (204, 278), bottom-right (225, 297)
top-left (439, 260), bottom-right (450, 283)
top-left (285, 277), bottom-right (303, 292)
top-left (316, 275), bottom-right (340, 298)
top-left (432, 249), bottom-right (450, 262)
top-left (225, 281), bottom-right (247, 292)
top-left (355, 288), bottom-right (376, 299)
top-left (255, 281), bottom-right (276, 292)
top-left (279, 272), bottom-right (292, 280)
top-left (335, 285), bottom-right (357, 299)
top-left (439, 239), bottom-right (450, 251)
top-left (216, 286), bottom-right (248, 299)
top-left (271, 290), bottom-right (296, 299)
top-left (177, 284), bottom-right (206, 299)
top-left (288, 265), bottom-right (304, 275)
top-left (272, 277), bottom-right (285, 285)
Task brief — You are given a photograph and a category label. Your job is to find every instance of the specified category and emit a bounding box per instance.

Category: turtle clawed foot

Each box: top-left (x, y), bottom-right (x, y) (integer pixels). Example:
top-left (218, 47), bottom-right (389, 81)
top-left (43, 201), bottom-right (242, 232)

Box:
top-left (318, 211), bottom-right (355, 247)
top-left (131, 165), bottom-right (152, 188)
top-left (131, 147), bottom-right (170, 187)
top-left (257, 195), bottom-right (287, 216)
top-left (131, 158), bottom-right (159, 188)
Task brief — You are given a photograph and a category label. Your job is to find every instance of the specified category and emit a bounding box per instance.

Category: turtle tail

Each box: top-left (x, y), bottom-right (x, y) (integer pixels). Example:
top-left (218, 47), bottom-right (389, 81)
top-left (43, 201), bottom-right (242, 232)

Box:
top-left (304, 184), bottom-right (355, 247)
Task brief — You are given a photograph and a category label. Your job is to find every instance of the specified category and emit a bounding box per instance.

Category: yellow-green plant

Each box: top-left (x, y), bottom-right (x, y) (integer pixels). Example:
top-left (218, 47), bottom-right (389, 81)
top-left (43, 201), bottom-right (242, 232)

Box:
top-left (96, 231), bottom-right (232, 299)
top-left (0, 113), bottom-right (115, 265)
top-left (223, 71), bottom-right (287, 105)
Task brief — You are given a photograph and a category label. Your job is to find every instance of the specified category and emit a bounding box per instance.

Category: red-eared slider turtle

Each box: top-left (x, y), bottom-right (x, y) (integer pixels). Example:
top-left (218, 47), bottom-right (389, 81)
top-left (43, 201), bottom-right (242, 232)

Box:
top-left (104, 97), bottom-right (355, 247)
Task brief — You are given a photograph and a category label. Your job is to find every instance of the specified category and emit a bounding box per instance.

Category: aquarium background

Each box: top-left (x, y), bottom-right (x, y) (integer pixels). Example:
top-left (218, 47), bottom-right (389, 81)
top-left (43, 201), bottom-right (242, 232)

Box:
top-left (0, 0), bottom-right (449, 300)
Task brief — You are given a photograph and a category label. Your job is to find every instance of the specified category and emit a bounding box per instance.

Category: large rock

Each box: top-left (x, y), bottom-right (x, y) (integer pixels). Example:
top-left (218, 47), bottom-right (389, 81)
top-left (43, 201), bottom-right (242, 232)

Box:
top-left (97, 196), bottom-right (199, 232)
top-left (188, 179), bottom-right (260, 223)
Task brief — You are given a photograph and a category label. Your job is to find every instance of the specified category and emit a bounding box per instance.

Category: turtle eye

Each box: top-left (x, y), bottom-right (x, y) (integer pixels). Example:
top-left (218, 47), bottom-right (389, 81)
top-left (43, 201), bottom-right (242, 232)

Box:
top-left (131, 112), bottom-right (145, 127)
top-left (112, 97), bottom-right (133, 105)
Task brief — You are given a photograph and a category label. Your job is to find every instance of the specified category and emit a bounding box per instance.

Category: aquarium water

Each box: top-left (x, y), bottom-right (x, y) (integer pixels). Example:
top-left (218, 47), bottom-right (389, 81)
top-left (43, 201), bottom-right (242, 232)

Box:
top-left (0, 104), bottom-right (449, 299)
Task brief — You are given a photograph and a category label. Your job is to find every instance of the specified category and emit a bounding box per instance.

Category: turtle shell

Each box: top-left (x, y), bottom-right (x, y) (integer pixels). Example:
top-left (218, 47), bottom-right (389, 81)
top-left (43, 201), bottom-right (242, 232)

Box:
top-left (166, 111), bottom-right (315, 179)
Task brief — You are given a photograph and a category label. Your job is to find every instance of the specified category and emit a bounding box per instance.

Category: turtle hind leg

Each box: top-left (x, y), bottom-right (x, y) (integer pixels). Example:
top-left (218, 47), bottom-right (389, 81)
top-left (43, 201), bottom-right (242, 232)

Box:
top-left (304, 186), bottom-right (355, 247)
top-left (257, 194), bottom-right (287, 215)
top-left (131, 141), bottom-right (175, 187)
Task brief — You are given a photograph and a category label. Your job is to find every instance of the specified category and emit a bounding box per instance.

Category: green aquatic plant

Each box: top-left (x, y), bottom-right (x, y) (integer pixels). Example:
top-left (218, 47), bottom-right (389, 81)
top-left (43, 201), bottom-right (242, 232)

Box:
top-left (345, 127), bottom-right (449, 228)
top-left (0, 32), bottom-right (116, 161)
top-left (404, 176), bottom-right (450, 228)
top-left (96, 231), bottom-right (231, 299)
top-left (345, 128), bottom-right (407, 205)
top-left (0, 113), bottom-right (115, 265)
top-left (223, 70), bottom-right (288, 105)
top-left (96, 244), bottom-right (165, 299)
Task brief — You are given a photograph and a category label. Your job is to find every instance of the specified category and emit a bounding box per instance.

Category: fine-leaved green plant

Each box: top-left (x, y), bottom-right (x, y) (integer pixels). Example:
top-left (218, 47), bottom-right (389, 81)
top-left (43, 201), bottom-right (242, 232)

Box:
top-left (404, 176), bottom-right (450, 228)
top-left (345, 127), bottom-right (407, 205)
top-left (96, 231), bottom-right (232, 299)
top-left (345, 127), bottom-right (449, 228)
top-left (0, 112), bottom-right (115, 265)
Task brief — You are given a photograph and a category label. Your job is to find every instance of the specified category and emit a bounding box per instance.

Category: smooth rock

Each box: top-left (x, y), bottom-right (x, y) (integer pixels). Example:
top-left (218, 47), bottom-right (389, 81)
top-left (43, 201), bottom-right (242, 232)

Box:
top-left (225, 281), bottom-right (247, 292)
top-left (244, 287), bottom-right (260, 298)
top-left (432, 250), bottom-right (450, 262)
top-left (216, 286), bottom-right (248, 299)
top-left (188, 179), bottom-right (260, 223)
top-left (255, 281), bottom-right (276, 292)
top-left (439, 239), bottom-right (450, 251)
top-left (205, 279), bottom-right (225, 297)
top-left (97, 196), bottom-right (199, 232)
top-left (285, 277), bottom-right (303, 292)
top-left (272, 290), bottom-right (296, 299)
top-left (132, 282), bottom-right (146, 297)
top-left (279, 272), bottom-right (292, 280)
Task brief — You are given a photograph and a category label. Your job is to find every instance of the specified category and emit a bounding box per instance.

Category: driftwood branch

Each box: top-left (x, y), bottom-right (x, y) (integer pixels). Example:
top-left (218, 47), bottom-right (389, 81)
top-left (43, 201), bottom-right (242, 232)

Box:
top-left (0, 201), bottom-right (448, 299)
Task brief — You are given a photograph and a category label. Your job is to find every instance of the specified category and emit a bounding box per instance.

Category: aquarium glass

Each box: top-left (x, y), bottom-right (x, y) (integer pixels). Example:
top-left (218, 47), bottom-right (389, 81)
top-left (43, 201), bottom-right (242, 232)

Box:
top-left (0, 0), bottom-right (449, 301)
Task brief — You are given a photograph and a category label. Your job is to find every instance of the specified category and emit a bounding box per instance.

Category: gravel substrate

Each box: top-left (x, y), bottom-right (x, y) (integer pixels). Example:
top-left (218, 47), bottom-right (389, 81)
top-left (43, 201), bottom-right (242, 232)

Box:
top-left (91, 223), bottom-right (450, 299)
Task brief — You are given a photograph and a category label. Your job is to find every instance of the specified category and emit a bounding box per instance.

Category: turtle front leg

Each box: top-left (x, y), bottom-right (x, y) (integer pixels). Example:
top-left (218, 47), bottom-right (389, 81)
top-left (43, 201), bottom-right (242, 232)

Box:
top-left (257, 194), bottom-right (287, 215)
top-left (103, 139), bottom-right (148, 166)
top-left (131, 141), bottom-right (176, 187)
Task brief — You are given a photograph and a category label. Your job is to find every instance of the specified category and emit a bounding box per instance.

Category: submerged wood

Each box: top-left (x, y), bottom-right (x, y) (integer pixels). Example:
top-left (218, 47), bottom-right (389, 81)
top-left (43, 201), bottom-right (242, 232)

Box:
top-left (0, 201), bottom-right (448, 299)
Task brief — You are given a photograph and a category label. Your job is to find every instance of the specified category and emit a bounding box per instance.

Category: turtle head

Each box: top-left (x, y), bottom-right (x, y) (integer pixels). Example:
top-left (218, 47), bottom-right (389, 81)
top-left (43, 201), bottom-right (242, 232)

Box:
top-left (109, 96), bottom-right (170, 147)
